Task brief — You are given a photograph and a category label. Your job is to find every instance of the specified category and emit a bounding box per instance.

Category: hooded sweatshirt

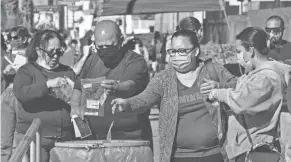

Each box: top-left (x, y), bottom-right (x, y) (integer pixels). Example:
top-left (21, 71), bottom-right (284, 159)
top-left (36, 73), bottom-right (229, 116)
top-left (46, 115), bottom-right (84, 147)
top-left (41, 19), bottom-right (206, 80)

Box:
top-left (212, 61), bottom-right (290, 160)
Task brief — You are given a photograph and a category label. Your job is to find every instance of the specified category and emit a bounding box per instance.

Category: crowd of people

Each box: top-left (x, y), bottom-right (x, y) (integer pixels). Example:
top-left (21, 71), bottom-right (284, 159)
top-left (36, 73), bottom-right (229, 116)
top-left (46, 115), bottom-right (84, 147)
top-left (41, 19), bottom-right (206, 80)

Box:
top-left (1, 15), bottom-right (291, 162)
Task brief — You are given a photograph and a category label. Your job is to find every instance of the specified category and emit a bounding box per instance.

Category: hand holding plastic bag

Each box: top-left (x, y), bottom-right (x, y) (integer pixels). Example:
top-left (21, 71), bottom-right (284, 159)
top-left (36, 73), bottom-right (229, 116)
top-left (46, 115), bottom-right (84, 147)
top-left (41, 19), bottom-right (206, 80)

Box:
top-left (52, 77), bottom-right (74, 103)
top-left (81, 77), bottom-right (107, 116)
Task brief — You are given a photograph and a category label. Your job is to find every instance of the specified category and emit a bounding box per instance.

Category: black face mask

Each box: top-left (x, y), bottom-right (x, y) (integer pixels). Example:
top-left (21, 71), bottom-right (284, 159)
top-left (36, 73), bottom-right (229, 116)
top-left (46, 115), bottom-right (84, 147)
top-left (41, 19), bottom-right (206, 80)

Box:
top-left (97, 45), bottom-right (127, 68)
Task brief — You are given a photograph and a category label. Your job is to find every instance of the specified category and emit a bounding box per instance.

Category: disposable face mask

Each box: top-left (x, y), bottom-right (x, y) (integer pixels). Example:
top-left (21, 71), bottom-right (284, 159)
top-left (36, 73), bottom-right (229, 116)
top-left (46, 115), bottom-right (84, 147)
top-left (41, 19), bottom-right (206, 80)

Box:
top-left (237, 52), bottom-right (252, 71)
top-left (267, 37), bottom-right (277, 49)
top-left (170, 49), bottom-right (198, 72)
top-left (37, 53), bottom-right (59, 70)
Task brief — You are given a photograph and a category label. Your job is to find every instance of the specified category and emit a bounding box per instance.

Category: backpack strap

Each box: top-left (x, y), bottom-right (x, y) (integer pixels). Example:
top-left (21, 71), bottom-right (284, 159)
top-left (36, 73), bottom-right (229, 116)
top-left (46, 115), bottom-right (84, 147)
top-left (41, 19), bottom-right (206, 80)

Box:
top-left (204, 59), bottom-right (228, 146)
top-left (204, 59), bottom-right (220, 82)
top-left (286, 76), bottom-right (291, 113)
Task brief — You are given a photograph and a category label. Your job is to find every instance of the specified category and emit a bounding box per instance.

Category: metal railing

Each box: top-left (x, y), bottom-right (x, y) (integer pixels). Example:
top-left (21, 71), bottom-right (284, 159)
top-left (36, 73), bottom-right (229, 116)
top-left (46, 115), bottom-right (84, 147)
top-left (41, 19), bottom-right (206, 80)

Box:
top-left (8, 118), bottom-right (41, 162)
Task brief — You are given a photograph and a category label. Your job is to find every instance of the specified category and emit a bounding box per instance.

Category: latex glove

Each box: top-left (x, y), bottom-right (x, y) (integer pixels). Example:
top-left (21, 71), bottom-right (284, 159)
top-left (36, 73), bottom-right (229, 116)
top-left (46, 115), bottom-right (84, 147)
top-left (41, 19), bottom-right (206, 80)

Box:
top-left (111, 98), bottom-right (128, 114)
top-left (200, 78), bottom-right (219, 95)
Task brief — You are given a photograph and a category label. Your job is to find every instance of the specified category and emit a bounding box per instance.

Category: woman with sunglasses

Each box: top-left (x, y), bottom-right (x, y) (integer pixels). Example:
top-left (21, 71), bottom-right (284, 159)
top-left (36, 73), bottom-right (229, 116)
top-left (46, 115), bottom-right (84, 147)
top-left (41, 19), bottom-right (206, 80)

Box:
top-left (1, 28), bottom-right (31, 162)
top-left (111, 29), bottom-right (237, 162)
top-left (1, 27), bottom-right (31, 91)
top-left (12, 30), bottom-right (75, 162)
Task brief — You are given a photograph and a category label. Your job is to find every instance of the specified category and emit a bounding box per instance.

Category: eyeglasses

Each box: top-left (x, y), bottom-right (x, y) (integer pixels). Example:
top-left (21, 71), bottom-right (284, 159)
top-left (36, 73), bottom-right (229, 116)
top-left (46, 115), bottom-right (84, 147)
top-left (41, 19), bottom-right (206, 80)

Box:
top-left (265, 27), bottom-right (282, 34)
top-left (39, 47), bottom-right (64, 58)
top-left (167, 48), bottom-right (195, 56)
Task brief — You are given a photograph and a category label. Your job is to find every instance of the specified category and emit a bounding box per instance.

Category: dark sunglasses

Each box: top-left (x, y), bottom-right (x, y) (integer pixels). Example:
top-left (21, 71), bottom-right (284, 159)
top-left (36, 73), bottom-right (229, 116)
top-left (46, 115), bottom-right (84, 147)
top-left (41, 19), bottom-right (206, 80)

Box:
top-left (265, 27), bottom-right (282, 34)
top-left (39, 48), bottom-right (64, 58)
top-left (95, 38), bottom-right (121, 49)
top-left (10, 35), bottom-right (20, 40)
top-left (167, 48), bottom-right (195, 56)
top-left (96, 44), bottom-right (116, 49)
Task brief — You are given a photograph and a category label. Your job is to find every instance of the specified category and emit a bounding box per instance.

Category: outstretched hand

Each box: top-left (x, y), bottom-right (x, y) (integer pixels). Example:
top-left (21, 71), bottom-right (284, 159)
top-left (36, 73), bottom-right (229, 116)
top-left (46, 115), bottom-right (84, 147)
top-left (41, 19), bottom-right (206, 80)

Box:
top-left (101, 80), bottom-right (120, 94)
top-left (111, 98), bottom-right (128, 114)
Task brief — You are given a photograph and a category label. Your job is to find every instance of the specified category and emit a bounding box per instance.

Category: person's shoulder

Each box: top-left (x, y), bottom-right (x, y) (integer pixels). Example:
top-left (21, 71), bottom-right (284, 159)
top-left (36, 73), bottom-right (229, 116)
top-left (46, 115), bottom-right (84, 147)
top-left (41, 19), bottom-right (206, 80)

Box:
top-left (280, 40), bottom-right (291, 49)
top-left (58, 64), bottom-right (75, 76)
top-left (58, 64), bottom-right (73, 71)
top-left (125, 50), bottom-right (146, 62)
top-left (203, 59), bottom-right (223, 69)
top-left (156, 65), bottom-right (175, 78)
top-left (20, 62), bottom-right (35, 69)
top-left (17, 62), bottom-right (36, 74)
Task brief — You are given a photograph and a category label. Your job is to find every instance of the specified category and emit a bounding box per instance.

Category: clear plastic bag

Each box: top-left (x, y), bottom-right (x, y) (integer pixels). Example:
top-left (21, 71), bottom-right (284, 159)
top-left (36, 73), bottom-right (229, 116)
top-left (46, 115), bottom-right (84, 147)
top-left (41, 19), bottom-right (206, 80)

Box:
top-left (50, 140), bottom-right (154, 162)
top-left (81, 77), bottom-right (107, 117)
top-left (53, 77), bottom-right (74, 103)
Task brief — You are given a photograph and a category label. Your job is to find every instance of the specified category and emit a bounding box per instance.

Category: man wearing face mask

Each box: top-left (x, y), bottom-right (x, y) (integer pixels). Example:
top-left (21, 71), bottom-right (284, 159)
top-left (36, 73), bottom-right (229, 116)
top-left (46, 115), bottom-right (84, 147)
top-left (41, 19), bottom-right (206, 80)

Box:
top-left (70, 20), bottom-right (152, 147)
top-left (266, 15), bottom-right (291, 65)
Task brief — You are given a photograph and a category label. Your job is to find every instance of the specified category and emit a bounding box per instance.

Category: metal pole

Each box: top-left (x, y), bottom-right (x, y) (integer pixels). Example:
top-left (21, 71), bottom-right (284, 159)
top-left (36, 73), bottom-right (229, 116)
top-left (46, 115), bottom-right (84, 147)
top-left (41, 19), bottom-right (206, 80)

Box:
top-left (30, 140), bottom-right (36, 162)
top-left (72, 2), bottom-right (75, 28)
top-left (240, 2), bottom-right (243, 15)
top-left (176, 12), bottom-right (179, 28)
top-left (222, 10), bottom-right (231, 32)
top-left (29, 0), bottom-right (34, 29)
top-left (36, 131), bottom-right (41, 162)
top-left (9, 119), bottom-right (41, 162)
top-left (123, 15), bottom-right (127, 35)
top-left (275, 0), bottom-right (280, 8)
top-left (66, 5), bottom-right (69, 29)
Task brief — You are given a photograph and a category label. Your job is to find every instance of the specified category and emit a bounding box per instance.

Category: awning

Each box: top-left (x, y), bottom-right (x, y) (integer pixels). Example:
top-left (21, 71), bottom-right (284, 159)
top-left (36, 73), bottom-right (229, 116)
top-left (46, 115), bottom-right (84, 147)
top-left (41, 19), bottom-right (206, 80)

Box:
top-left (57, 0), bottom-right (225, 16)
top-left (99, 0), bottom-right (225, 16)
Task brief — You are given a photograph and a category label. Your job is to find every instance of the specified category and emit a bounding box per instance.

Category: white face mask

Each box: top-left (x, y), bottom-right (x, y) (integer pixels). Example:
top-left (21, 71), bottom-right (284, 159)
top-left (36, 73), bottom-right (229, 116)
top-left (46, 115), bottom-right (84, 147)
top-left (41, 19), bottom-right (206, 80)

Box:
top-left (133, 44), bottom-right (141, 55)
top-left (170, 48), bottom-right (199, 72)
top-left (237, 52), bottom-right (252, 71)
top-left (36, 54), bottom-right (59, 70)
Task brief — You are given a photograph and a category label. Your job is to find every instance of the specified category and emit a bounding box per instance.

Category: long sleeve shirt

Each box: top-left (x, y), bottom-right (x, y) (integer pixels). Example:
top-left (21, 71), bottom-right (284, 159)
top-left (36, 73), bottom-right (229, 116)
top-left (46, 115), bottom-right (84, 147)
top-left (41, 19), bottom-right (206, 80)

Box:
top-left (212, 61), bottom-right (289, 159)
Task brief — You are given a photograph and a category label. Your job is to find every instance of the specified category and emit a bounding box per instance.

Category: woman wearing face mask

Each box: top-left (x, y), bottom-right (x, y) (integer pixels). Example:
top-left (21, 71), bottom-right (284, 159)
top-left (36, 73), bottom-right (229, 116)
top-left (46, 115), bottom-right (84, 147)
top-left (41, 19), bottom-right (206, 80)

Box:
top-left (1, 27), bottom-right (30, 90)
top-left (12, 30), bottom-right (75, 162)
top-left (1, 28), bottom-right (31, 161)
top-left (110, 29), bottom-right (237, 162)
top-left (9, 27), bottom-right (30, 51)
top-left (207, 27), bottom-right (290, 162)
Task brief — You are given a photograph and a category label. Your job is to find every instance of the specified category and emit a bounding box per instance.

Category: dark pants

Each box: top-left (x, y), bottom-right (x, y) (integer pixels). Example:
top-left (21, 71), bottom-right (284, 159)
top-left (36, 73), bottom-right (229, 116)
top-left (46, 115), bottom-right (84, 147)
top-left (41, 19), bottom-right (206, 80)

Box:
top-left (25, 140), bottom-right (53, 162)
top-left (235, 153), bottom-right (246, 162)
top-left (171, 153), bottom-right (224, 162)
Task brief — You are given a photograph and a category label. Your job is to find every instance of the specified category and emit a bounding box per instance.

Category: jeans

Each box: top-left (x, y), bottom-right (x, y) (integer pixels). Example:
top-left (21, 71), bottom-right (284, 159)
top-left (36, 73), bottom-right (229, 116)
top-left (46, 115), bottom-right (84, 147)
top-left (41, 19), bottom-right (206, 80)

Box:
top-left (171, 153), bottom-right (224, 162)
